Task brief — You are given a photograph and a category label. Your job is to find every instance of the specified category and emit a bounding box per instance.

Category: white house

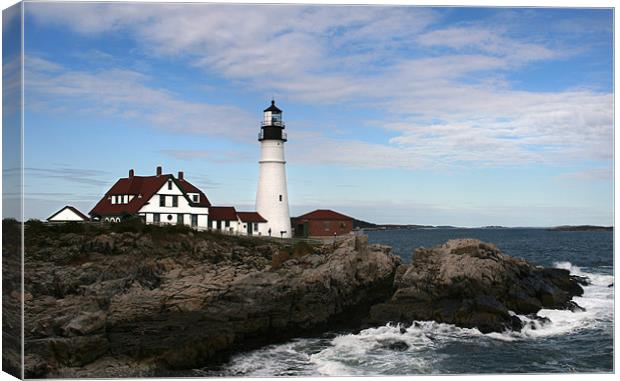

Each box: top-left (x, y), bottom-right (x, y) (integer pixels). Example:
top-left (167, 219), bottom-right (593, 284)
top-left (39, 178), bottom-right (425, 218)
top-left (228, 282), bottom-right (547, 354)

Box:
top-left (47, 205), bottom-right (89, 223)
top-left (89, 167), bottom-right (210, 229)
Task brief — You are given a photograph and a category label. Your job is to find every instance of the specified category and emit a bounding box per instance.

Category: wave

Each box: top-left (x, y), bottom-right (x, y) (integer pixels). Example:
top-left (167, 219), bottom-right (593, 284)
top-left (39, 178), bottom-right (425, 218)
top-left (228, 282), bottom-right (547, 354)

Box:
top-left (310, 262), bottom-right (614, 374)
top-left (212, 263), bottom-right (613, 376)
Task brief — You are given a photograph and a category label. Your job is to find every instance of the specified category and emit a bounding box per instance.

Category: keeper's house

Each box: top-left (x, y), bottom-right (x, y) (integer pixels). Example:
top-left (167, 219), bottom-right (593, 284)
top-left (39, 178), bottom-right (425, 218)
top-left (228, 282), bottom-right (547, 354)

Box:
top-left (89, 166), bottom-right (211, 228)
top-left (292, 209), bottom-right (354, 238)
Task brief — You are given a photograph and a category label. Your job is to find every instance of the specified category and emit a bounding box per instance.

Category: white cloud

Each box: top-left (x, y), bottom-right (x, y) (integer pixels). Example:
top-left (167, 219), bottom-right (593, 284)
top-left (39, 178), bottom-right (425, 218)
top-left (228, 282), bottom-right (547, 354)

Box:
top-left (25, 3), bottom-right (613, 170)
top-left (25, 56), bottom-right (257, 141)
top-left (555, 167), bottom-right (613, 182)
top-left (417, 26), bottom-right (561, 64)
top-left (161, 149), bottom-right (253, 163)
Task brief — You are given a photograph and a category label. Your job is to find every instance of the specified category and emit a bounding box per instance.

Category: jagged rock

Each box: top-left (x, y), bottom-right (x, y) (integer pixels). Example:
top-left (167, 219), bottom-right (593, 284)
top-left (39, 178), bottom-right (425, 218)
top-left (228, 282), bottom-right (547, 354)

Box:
top-left (23, 229), bottom-right (401, 377)
top-left (369, 239), bottom-right (584, 333)
top-left (378, 339), bottom-right (409, 351)
top-left (24, 354), bottom-right (48, 378)
top-left (47, 335), bottom-right (110, 367)
top-left (63, 311), bottom-right (107, 336)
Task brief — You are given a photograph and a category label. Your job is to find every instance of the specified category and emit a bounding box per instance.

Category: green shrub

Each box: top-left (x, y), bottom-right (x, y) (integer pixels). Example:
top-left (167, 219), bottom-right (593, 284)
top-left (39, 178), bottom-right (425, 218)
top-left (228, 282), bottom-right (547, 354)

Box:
top-left (291, 241), bottom-right (314, 258)
top-left (110, 218), bottom-right (145, 234)
top-left (53, 221), bottom-right (86, 234)
top-left (142, 223), bottom-right (193, 239)
top-left (271, 249), bottom-right (290, 269)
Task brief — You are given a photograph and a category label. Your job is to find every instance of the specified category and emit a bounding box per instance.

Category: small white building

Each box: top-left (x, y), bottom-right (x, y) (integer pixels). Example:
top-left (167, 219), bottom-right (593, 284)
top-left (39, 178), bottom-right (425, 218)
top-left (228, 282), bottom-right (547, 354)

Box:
top-left (207, 207), bottom-right (268, 236)
top-left (237, 212), bottom-right (268, 236)
top-left (89, 167), bottom-right (210, 229)
top-left (47, 205), bottom-right (90, 223)
top-left (208, 206), bottom-right (240, 234)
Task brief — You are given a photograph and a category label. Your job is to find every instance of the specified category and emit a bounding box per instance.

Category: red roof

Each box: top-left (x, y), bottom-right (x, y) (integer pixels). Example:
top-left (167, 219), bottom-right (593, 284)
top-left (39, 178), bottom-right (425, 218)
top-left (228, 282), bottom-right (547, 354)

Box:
top-left (176, 179), bottom-right (211, 207)
top-left (237, 211), bottom-right (267, 223)
top-left (90, 173), bottom-right (211, 217)
top-left (294, 209), bottom-right (353, 221)
top-left (47, 205), bottom-right (89, 221)
top-left (208, 206), bottom-right (238, 221)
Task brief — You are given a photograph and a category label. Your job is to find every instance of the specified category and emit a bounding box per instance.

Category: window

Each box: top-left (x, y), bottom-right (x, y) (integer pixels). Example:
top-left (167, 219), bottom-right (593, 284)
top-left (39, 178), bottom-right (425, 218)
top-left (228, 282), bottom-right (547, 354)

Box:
top-left (168, 180), bottom-right (173, 190)
top-left (167, 214), bottom-right (173, 221)
top-left (254, 223), bottom-right (258, 231)
top-left (172, 195), bottom-right (178, 207)
top-left (225, 221), bottom-right (230, 228)
top-left (216, 220), bottom-right (221, 230)
top-left (279, 195), bottom-right (282, 202)
top-left (191, 214), bottom-right (198, 227)
top-left (177, 214), bottom-right (183, 225)
top-left (160, 195), bottom-right (165, 207)
top-left (193, 194), bottom-right (199, 202)
top-left (153, 213), bottom-right (160, 223)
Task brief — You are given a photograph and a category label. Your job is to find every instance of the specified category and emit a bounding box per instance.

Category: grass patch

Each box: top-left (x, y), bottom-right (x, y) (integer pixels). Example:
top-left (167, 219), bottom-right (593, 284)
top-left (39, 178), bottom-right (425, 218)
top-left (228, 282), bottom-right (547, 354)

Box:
top-left (271, 241), bottom-right (319, 269)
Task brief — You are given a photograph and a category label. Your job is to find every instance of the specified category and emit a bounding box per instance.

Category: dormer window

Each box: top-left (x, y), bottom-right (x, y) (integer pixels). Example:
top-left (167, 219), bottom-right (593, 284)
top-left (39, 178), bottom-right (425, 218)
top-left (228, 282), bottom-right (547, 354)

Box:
top-left (193, 194), bottom-right (199, 202)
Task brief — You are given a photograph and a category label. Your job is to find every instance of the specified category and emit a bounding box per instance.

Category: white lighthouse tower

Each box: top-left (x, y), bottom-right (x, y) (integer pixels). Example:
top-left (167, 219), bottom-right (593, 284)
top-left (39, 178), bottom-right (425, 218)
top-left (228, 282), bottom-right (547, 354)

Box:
top-left (255, 100), bottom-right (291, 238)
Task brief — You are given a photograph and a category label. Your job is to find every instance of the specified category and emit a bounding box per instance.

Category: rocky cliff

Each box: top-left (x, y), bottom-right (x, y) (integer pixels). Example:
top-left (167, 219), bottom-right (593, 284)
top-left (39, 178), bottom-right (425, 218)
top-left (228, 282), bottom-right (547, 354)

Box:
top-left (21, 222), bottom-right (401, 377)
top-left (369, 239), bottom-right (588, 333)
top-left (13, 221), bottom-right (588, 377)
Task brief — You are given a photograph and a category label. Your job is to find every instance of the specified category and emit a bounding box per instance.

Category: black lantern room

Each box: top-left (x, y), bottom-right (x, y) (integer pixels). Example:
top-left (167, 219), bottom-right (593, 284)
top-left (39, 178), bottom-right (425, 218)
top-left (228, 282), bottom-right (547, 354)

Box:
top-left (259, 100), bottom-right (287, 142)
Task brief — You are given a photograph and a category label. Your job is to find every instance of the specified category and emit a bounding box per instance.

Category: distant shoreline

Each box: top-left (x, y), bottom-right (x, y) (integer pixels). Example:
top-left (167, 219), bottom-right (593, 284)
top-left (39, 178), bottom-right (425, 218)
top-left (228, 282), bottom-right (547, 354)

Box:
top-left (546, 225), bottom-right (613, 232)
top-left (353, 220), bottom-right (613, 232)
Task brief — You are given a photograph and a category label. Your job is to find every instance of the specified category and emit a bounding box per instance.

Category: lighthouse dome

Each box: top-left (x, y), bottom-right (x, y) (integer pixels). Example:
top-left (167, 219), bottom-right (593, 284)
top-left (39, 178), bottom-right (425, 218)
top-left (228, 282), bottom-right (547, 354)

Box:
top-left (263, 99), bottom-right (282, 113)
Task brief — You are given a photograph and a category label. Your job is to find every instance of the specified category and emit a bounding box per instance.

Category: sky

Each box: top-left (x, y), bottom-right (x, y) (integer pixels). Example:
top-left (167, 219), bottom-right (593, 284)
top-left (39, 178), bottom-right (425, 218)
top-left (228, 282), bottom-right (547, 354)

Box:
top-left (4, 1), bottom-right (614, 226)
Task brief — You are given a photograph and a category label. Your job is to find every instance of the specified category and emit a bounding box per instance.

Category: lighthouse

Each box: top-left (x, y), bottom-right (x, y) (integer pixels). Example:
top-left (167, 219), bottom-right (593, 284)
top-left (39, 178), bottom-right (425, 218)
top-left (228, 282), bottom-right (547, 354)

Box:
top-left (255, 100), bottom-right (292, 238)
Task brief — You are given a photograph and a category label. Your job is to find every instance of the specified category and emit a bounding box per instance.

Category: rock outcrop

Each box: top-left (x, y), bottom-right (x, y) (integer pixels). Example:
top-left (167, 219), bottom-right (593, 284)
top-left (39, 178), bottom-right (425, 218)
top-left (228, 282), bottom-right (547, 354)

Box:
top-left (16, 220), bottom-right (589, 377)
top-left (22, 224), bottom-right (401, 377)
top-left (369, 239), bottom-right (587, 333)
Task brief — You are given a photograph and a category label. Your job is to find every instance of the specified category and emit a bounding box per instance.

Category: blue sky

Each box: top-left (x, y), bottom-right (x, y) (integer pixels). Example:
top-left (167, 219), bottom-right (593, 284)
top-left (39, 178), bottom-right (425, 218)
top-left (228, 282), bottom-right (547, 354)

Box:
top-left (10, 2), bottom-right (614, 226)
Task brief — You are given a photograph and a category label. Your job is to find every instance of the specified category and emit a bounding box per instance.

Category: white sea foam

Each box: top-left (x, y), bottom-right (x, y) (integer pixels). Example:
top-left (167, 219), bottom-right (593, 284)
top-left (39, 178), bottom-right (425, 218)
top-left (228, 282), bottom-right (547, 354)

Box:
top-left (309, 322), bottom-right (462, 375)
top-left (487, 262), bottom-right (613, 341)
top-left (219, 339), bottom-right (320, 376)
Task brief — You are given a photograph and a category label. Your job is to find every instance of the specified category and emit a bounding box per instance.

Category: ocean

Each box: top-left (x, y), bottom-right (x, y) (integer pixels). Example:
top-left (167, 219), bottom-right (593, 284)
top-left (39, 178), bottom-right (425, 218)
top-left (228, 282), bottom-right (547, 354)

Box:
top-left (196, 228), bottom-right (614, 375)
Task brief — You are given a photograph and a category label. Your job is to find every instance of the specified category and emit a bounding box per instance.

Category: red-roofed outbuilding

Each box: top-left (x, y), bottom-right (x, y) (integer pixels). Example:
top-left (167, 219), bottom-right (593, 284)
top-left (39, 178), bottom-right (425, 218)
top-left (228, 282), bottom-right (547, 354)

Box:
top-left (292, 209), bottom-right (354, 237)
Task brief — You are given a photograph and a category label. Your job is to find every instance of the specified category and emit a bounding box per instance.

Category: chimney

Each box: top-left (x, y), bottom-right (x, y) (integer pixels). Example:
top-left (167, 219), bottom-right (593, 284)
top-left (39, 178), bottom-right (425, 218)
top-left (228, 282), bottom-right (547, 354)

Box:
top-left (178, 171), bottom-right (184, 180)
top-left (156, 166), bottom-right (162, 176)
top-left (129, 169), bottom-right (134, 178)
